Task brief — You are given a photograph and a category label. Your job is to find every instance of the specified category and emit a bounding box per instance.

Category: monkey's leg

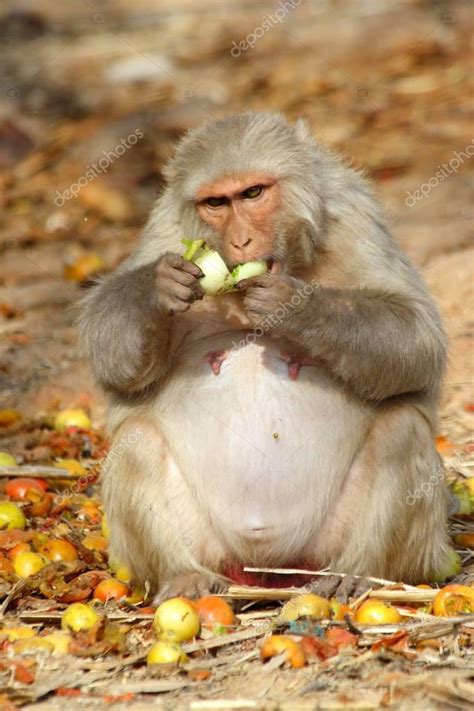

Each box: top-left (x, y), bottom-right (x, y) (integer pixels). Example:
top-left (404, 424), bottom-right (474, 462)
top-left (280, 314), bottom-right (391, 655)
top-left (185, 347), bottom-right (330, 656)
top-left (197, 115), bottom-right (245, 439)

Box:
top-left (101, 417), bottom-right (227, 602)
top-left (309, 403), bottom-right (452, 600)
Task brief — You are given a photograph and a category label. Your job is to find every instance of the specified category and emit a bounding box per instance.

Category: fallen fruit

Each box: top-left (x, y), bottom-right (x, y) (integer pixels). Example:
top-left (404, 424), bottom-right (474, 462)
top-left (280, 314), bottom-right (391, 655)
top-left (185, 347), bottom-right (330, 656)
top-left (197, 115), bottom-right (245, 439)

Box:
top-left (43, 631), bottom-right (72, 655)
top-left (6, 477), bottom-right (48, 500)
top-left (0, 501), bottom-right (26, 530)
top-left (40, 538), bottom-right (78, 563)
top-left (1, 627), bottom-right (36, 641)
top-left (101, 513), bottom-right (110, 538)
top-left (454, 533), bottom-right (474, 548)
top-left (13, 551), bottom-right (47, 578)
top-left (54, 458), bottom-right (87, 476)
top-left (195, 595), bottom-right (237, 633)
top-left (433, 584), bottom-right (474, 616)
top-left (64, 253), bottom-right (105, 283)
top-left (0, 409), bottom-right (22, 427)
top-left (82, 534), bottom-right (108, 552)
top-left (0, 555), bottom-right (14, 573)
top-left (13, 637), bottom-right (54, 654)
top-left (433, 547), bottom-right (462, 581)
top-left (261, 635), bottom-right (306, 668)
top-left (7, 542), bottom-right (31, 560)
top-left (146, 640), bottom-right (188, 665)
top-left (153, 597), bottom-right (200, 642)
top-left (278, 593), bottom-right (331, 622)
top-left (0, 452), bottom-right (17, 466)
top-left (54, 409), bottom-right (91, 432)
top-left (355, 599), bottom-right (402, 625)
top-left (93, 578), bottom-right (130, 602)
top-left (61, 603), bottom-right (101, 632)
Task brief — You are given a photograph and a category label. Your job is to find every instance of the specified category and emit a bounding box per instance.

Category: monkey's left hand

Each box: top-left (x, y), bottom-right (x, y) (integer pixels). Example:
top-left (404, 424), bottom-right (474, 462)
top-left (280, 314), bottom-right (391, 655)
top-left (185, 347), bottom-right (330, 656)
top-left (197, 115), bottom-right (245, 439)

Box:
top-left (237, 273), bottom-right (307, 329)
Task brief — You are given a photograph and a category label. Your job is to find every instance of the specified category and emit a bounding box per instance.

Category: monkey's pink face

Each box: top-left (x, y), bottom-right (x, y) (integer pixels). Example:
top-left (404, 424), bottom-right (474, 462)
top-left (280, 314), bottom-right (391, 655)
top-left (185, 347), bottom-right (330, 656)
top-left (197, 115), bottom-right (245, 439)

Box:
top-left (195, 172), bottom-right (280, 268)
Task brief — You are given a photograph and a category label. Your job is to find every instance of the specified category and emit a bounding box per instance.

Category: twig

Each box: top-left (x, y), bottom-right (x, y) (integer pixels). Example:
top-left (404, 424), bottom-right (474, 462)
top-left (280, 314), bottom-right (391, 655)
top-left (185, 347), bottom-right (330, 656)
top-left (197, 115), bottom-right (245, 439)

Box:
top-left (183, 624), bottom-right (270, 654)
top-left (0, 579), bottom-right (27, 617)
top-left (243, 567), bottom-right (416, 589)
top-left (0, 465), bottom-right (84, 478)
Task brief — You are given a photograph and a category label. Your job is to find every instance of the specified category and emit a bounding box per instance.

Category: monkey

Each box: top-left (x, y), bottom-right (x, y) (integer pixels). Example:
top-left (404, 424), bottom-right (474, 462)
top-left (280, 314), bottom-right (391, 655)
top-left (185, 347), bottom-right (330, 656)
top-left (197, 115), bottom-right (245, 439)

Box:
top-left (79, 111), bottom-right (452, 603)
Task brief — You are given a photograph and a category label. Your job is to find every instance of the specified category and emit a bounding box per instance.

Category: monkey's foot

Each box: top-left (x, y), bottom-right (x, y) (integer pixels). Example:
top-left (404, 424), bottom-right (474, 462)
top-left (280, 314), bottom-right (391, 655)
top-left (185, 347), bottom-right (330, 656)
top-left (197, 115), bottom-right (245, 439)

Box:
top-left (152, 572), bottom-right (228, 605)
top-left (280, 353), bottom-right (314, 381)
top-left (308, 574), bottom-right (381, 603)
top-left (205, 349), bottom-right (228, 375)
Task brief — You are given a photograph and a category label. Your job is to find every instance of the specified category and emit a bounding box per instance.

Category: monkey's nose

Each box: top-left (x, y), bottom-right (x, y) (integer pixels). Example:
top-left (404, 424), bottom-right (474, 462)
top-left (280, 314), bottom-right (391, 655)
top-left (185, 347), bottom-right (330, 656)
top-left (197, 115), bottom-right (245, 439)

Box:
top-left (231, 236), bottom-right (252, 249)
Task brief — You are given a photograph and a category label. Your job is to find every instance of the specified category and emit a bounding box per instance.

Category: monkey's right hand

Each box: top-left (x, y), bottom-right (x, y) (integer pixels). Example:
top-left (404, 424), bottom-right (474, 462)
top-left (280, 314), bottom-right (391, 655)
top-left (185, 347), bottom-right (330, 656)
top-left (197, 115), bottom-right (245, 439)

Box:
top-left (155, 253), bottom-right (204, 314)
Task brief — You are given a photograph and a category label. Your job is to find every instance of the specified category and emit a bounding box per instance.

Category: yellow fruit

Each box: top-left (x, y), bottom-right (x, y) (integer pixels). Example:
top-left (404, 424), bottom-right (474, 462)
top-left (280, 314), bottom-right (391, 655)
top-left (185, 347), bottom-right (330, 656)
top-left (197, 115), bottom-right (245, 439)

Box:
top-left (61, 603), bottom-right (101, 632)
top-left (355, 599), bottom-right (402, 625)
top-left (146, 640), bottom-right (188, 665)
top-left (13, 551), bottom-right (47, 578)
top-left (43, 631), bottom-right (72, 655)
top-left (39, 538), bottom-right (78, 562)
top-left (0, 501), bottom-right (26, 530)
top-left (54, 458), bottom-right (87, 476)
top-left (1, 627), bottom-right (35, 641)
top-left (261, 635), bottom-right (306, 668)
top-left (278, 593), bottom-right (331, 622)
top-left (0, 452), bottom-right (17, 466)
top-left (13, 637), bottom-right (54, 654)
top-left (64, 253), bottom-right (105, 283)
top-left (101, 514), bottom-right (110, 538)
top-left (54, 409), bottom-right (91, 432)
top-left (82, 534), bottom-right (108, 552)
top-left (109, 559), bottom-right (132, 583)
top-left (153, 597), bottom-right (200, 642)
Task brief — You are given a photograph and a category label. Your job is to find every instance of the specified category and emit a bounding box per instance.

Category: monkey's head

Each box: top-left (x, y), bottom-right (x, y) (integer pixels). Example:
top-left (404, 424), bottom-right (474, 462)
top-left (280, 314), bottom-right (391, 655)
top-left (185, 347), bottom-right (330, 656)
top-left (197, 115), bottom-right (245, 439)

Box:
top-left (164, 112), bottom-right (327, 274)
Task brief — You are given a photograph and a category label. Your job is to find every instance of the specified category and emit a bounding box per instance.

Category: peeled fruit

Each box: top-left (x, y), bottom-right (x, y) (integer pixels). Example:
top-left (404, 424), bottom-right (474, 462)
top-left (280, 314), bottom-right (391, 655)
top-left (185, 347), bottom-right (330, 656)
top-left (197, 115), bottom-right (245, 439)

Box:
top-left (153, 597), bottom-right (200, 642)
top-left (182, 238), bottom-right (268, 296)
top-left (6, 477), bottom-right (48, 500)
top-left (39, 538), bottom-right (78, 563)
top-left (43, 631), bottom-right (72, 655)
top-left (0, 452), bottom-right (17, 466)
top-left (0, 555), bottom-right (14, 573)
top-left (0, 409), bottom-right (22, 427)
top-left (146, 640), bottom-right (188, 665)
top-left (0, 501), bottom-right (26, 530)
top-left (433, 584), bottom-right (474, 616)
top-left (54, 409), bottom-right (91, 432)
top-left (13, 551), bottom-right (47, 578)
top-left (355, 599), bottom-right (402, 625)
top-left (261, 635), bottom-right (306, 668)
top-left (278, 593), bottom-right (331, 622)
top-left (93, 578), bottom-right (131, 602)
top-left (61, 603), bottom-right (101, 632)
top-left (195, 595), bottom-right (237, 633)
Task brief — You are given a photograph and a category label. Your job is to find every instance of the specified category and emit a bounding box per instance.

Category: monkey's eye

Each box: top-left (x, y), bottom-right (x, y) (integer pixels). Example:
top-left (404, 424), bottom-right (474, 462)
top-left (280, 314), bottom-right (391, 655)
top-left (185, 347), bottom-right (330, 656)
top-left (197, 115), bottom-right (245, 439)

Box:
top-left (242, 185), bottom-right (264, 200)
top-left (205, 196), bottom-right (227, 208)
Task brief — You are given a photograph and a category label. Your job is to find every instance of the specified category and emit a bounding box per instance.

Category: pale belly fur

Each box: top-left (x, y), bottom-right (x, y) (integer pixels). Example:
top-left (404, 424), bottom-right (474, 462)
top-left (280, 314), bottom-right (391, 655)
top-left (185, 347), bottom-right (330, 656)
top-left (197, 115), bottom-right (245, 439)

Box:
top-left (154, 335), bottom-right (372, 562)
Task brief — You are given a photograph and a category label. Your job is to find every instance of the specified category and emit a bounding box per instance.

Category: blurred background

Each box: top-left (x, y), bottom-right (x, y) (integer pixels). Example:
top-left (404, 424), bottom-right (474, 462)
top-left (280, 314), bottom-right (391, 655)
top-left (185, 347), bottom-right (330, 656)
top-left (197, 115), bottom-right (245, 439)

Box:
top-left (0, 0), bottom-right (472, 441)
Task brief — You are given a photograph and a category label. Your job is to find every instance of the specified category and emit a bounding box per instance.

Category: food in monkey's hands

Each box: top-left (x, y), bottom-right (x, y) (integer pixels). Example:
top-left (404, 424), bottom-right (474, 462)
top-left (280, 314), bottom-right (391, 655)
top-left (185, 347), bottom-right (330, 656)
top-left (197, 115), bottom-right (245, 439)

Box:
top-left (182, 239), bottom-right (267, 295)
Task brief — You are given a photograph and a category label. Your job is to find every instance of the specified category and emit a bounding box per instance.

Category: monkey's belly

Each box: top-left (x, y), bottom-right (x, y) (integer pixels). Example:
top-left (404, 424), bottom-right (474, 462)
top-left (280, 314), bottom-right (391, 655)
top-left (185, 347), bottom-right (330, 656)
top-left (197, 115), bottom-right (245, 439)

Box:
top-left (157, 339), bottom-right (371, 561)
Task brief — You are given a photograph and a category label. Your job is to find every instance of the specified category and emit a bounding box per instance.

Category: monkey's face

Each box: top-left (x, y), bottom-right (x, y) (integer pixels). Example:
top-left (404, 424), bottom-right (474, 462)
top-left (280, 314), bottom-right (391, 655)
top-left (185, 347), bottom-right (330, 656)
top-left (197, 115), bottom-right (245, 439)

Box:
top-left (195, 172), bottom-right (281, 270)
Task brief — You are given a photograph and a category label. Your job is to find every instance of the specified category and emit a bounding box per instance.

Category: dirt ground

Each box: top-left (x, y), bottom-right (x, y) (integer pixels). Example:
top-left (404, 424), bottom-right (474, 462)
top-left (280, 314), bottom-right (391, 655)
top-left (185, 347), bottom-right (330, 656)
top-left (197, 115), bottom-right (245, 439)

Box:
top-left (0, 1), bottom-right (473, 709)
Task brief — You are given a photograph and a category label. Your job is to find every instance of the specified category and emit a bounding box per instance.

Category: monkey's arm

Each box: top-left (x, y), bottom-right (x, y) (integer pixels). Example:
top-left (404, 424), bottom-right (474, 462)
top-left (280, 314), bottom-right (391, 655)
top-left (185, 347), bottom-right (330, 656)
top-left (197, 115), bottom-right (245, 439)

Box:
top-left (78, 263), bottom-right (170, 394)
top-left (241, 277), bottom-right (447, 401)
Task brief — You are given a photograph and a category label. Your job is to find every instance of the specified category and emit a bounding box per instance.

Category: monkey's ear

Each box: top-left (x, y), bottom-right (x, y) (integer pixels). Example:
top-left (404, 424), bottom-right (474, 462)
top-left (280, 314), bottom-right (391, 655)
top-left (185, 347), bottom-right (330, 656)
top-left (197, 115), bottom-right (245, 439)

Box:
top-left (294, 118), bottom-right (314, 145)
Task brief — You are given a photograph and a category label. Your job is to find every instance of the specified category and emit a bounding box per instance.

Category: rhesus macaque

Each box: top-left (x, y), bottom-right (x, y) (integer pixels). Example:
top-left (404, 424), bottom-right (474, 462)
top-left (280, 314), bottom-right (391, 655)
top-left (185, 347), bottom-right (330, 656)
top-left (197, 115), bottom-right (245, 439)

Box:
top-left (79, 112), bottom-right (452, 602)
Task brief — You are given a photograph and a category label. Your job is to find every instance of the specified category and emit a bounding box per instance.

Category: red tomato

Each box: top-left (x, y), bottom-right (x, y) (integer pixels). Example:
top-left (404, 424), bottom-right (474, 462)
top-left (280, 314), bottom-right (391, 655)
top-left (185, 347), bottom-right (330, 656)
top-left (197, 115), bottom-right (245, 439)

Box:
top-left (6, 478), bottom-right (49, 500)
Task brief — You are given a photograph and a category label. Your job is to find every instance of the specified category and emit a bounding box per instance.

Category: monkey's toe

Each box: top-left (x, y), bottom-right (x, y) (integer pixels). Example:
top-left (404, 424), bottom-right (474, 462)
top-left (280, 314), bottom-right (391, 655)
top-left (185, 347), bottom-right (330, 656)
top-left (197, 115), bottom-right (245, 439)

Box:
top-left (309, 575), bottom-right (379, 603)
top-left (153, 572), bottom-right (228, 605)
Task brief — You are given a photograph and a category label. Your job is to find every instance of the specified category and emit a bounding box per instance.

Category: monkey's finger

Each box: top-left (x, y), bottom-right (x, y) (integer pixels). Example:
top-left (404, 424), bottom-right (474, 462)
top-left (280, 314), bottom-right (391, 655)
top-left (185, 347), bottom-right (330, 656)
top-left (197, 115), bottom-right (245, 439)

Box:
top-left (178, 259), bottom-right (203, 279)
top-left (168, 282), bottom-right (197, 303)
top-left (236, 275), bottom-right (273, 290)
top-left (170, 267), bottom-right (203, 288)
